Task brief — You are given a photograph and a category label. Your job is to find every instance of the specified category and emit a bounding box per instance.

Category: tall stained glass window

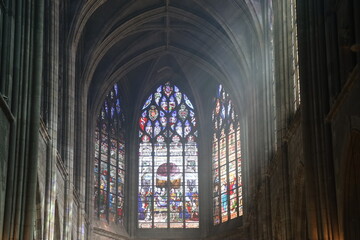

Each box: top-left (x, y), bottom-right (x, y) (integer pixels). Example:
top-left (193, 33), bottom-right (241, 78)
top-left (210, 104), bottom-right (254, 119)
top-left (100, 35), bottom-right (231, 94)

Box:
top-left (291, 0), bottom-right (300, 110)
top-left (212, 85), bottom-right (243, 225)
top-left (138, 82), bottom-right (199, 229)
top-left (94, 83), bottom-right (125, 224)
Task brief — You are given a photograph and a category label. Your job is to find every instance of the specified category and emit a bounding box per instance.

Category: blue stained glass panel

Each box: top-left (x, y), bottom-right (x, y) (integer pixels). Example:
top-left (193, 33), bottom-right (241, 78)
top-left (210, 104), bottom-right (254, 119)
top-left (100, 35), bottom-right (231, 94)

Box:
top-left (183, 94), bottom-right (194, 109)
top-left (142, 94), bottom-right (152, 110)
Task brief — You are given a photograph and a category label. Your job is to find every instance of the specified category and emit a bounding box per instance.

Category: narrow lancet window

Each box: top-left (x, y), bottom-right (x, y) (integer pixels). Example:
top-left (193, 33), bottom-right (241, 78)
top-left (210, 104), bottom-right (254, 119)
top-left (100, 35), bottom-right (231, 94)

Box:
top-left (94, 83), bottom-right (125, 224)
top-left (212, 85), bottom-right (243, 225)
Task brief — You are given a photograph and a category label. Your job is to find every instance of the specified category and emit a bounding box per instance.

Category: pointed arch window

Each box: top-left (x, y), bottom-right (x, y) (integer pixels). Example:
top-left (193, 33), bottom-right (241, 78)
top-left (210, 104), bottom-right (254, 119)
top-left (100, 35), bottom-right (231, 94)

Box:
top-left (212, 85), bottom-right (243, 225)
top-left (138, 82), bottom-right (199, 229)
top-left (94, 83), bottom-right (125, 224)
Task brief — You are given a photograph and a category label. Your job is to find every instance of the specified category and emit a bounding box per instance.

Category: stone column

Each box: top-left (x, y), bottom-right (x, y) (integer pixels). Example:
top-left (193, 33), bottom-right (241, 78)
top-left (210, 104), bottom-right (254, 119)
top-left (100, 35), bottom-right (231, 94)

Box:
top-left (297, 0), bottom-right (340, 239)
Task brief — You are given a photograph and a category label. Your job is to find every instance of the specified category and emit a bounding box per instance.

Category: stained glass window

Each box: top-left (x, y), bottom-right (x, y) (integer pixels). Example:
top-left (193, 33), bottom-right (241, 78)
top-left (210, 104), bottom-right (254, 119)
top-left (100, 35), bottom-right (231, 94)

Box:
top-left (212, 85), bottom-right (243, 225)
top-left (94, 83), bottom-right (125, 224)
top-left (138, 82), bottom-right (199, 229)
top-left (291, 0), bottom-right (301, 110)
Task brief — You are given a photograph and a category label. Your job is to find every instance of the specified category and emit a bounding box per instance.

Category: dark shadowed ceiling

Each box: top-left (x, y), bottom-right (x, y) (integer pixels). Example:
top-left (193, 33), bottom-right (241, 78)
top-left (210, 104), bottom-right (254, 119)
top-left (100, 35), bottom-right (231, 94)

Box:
top-left (67, 0), bottom-right (266, 116)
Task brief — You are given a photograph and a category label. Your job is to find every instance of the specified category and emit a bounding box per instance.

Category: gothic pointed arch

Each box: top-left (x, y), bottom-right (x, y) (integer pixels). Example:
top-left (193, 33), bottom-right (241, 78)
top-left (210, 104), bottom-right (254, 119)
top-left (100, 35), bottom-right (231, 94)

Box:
top-left (94, 82), bottom-right (125, 224)
top-left (138, 81), bottom-right (199, 229)
top-left (212, 85), bottom-right (243, 225)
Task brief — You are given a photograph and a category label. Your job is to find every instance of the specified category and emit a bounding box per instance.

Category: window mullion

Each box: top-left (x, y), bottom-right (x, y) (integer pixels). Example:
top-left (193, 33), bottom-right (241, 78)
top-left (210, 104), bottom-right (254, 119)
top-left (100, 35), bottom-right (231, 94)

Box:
top-left (217, 130), bottom-right (221, 224)
top-left (106, 118), bottom-right (111, 222)
top-left (226, 124), bottom-right (230, 220)
top-left (234, 122), bottom-right (239, 218)
top-left (182, 134), bottom-right (185, 228)
top-left (115, 130), bottom-right (119, 223)
top-left (151, 138), bottom-right (155, 228)
top-left (97, 121), bottom-right (102, 219)
top-left (166, 129), bottom-right (170, 228)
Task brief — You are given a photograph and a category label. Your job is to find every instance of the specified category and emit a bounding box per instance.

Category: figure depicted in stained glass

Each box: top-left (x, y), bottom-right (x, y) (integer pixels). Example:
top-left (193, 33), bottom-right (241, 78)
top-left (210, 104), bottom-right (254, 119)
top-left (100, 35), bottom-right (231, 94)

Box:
top-left (94, 83), bottom-right (125, 224)
top-left (212, 84), bottom-right (243, 225)
top-left (138, 82), bottom-right (199, 229)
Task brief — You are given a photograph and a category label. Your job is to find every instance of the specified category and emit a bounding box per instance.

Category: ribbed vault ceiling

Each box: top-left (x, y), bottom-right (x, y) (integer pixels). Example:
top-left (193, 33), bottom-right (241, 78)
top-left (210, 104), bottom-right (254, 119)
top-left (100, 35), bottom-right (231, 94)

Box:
top-left (69, 0), bottom-right (265, 113)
